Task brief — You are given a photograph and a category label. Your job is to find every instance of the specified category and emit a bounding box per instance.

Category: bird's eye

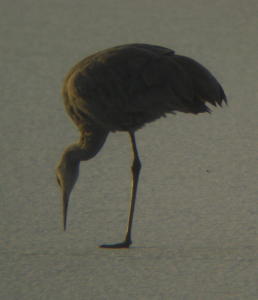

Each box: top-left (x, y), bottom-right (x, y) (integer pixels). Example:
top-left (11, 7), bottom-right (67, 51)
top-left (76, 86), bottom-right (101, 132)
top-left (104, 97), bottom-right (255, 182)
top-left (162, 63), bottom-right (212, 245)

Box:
top-left (56, 176), bottom-right (61, 186)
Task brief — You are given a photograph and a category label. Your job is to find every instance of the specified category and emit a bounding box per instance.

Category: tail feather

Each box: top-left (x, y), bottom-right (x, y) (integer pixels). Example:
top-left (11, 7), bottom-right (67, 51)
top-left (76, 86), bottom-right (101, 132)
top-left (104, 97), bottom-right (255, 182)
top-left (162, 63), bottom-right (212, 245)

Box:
top-left (174, 55), bottom-right (227, 109)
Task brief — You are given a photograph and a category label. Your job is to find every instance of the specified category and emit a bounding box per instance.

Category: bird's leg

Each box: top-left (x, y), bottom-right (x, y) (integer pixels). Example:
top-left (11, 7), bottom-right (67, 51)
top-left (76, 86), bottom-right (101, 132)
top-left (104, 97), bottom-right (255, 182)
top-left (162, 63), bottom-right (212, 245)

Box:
top-left (100, 131), bottom-right (141, 249)
top-left (124, 131), bottom-right (142, 245)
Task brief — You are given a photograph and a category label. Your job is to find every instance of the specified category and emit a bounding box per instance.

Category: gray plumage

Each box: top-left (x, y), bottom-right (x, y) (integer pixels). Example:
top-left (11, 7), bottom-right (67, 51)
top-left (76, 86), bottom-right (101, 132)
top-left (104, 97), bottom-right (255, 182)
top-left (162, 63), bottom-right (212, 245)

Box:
top-left (56, 43), bottom-right (227, 248)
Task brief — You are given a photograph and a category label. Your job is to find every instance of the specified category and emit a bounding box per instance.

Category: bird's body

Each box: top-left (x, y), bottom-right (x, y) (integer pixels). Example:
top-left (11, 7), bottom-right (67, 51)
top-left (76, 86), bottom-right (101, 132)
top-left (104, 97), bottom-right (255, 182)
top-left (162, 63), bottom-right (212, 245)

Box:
top-left (56, 43), bottom-right (227, 248)
top-left (62, 43), bottom-right (226, 133)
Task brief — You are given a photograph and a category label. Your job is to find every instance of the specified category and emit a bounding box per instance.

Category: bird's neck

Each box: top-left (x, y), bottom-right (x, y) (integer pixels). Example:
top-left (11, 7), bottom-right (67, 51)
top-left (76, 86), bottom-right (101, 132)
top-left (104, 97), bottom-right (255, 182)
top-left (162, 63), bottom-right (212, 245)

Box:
top-left (63, 128), bottom-right (109, 163)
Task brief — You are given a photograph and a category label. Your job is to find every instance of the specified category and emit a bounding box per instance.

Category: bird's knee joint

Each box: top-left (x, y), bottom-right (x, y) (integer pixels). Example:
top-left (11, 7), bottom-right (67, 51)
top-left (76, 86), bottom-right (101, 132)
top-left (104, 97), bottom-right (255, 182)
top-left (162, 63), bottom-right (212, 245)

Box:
top-left (132, 157), bottom-right (141, 174)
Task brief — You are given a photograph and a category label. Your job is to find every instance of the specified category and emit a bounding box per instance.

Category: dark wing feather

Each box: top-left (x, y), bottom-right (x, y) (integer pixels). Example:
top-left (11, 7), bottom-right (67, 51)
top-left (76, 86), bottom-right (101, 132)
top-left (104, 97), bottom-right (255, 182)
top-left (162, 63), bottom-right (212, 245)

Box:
top-left (174, 55), bottom-right (227, 107)
top-left (141, 55), bottom-right (196, 111)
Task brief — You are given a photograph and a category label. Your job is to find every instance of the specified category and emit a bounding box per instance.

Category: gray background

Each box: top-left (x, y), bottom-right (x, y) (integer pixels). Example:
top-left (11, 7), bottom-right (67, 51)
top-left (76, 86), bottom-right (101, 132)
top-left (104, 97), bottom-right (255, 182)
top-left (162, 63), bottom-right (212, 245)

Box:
top-left (1, 0), bottom-right (257, 299)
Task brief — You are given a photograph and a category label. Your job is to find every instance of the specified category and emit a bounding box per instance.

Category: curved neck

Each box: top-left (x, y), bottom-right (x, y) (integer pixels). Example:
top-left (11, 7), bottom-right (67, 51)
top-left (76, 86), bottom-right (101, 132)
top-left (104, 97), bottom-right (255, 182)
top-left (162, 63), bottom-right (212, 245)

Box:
top-left (63, 128), bottom-right (109, 163)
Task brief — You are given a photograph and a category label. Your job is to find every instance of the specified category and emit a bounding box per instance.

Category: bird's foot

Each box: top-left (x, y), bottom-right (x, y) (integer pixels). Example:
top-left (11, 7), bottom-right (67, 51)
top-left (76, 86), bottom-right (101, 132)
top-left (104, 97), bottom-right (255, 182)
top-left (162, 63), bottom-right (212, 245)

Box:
top-left (99, 239), bottom-right (132, 249)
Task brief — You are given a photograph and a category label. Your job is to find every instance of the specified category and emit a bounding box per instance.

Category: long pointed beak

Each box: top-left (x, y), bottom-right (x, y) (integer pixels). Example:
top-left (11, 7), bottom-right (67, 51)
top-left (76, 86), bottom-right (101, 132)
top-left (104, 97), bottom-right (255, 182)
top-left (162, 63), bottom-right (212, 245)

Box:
top-left (62, 191), bottom-right (70, 231)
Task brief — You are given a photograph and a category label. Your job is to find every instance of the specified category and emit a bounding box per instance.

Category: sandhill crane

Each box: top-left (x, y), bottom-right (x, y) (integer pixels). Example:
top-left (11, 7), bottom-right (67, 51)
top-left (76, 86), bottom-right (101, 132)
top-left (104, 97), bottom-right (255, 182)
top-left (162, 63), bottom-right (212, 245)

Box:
top-left (56, 43), bottom-right (227, 248)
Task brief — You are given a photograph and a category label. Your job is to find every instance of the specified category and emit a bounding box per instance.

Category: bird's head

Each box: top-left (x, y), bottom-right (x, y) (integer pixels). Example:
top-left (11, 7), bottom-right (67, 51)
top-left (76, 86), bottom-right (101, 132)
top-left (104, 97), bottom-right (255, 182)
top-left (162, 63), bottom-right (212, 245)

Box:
top-left (56, 147), bottom-right (80, 230)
